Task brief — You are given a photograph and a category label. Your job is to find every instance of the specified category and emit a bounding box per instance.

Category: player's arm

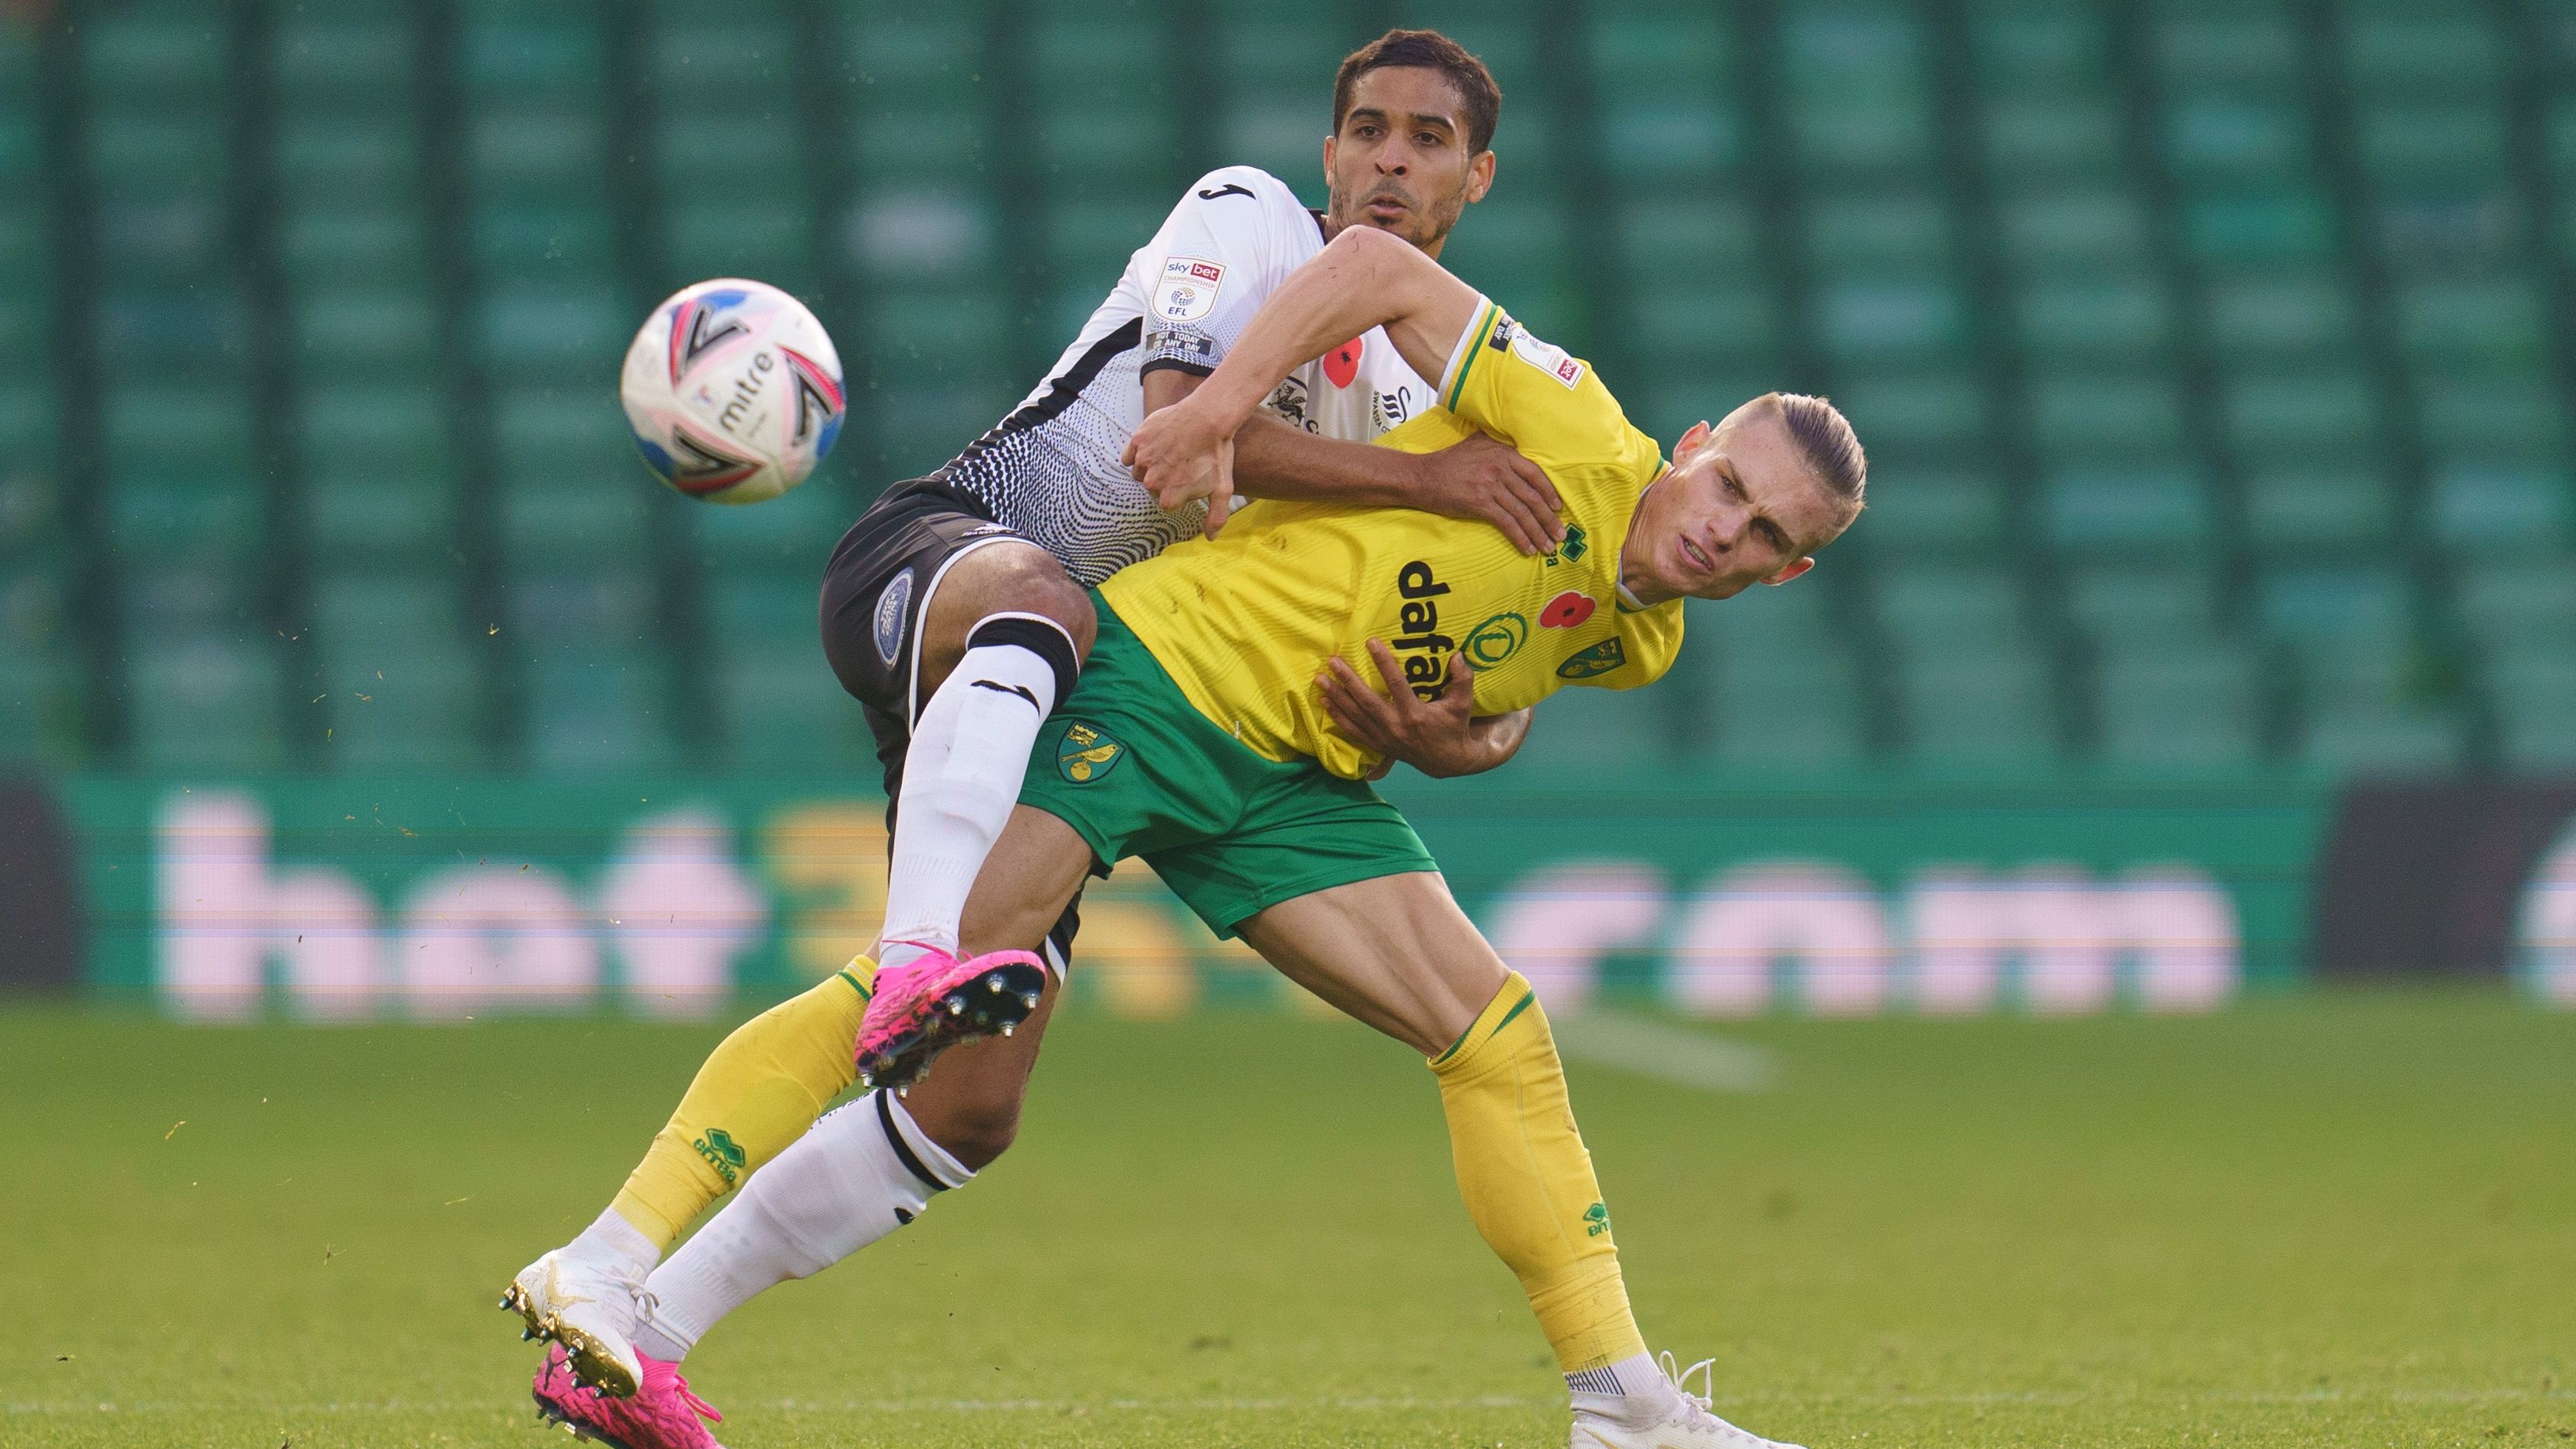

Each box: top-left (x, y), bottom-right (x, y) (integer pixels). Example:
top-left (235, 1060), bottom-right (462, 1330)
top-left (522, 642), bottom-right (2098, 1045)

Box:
top-left (1315, 642), bottom-right (1532, 780)
top-left (1138, 370), bottom-right (1563, 554)
top-left (1125, 226), bottom-right (1488, 523)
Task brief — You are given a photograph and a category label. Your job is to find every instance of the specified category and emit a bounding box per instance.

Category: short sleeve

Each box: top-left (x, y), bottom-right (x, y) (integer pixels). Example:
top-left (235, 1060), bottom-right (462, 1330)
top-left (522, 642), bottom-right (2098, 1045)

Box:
top-left (1433, 300), bottom-right (1635, 481)
top-left (1137, 167), bottom-right (1314, 378)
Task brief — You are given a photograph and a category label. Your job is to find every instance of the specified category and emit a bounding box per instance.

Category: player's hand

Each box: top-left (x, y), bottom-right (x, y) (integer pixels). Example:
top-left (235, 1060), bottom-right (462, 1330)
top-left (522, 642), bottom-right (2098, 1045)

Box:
top-left (1408, 434), bottom-right (1565, 556)
top-left (1124, 398), bottom-right (1237, 522)
top-left (1317, 640), bottom-right (1522, 780)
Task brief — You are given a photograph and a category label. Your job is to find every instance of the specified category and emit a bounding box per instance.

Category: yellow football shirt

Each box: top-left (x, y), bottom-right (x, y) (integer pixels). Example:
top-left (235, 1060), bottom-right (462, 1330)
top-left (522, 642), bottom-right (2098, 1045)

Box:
top-left (1100, 297), bottom-right (1685, 780)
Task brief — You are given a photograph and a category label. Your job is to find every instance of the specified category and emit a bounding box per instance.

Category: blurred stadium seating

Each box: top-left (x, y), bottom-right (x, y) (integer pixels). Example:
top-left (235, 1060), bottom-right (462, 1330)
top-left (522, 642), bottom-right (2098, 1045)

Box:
top-left (7, 0), bottom-right (2575, 775)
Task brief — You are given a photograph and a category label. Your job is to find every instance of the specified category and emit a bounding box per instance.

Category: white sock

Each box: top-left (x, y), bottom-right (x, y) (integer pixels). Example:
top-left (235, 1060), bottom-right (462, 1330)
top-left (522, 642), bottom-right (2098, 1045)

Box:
top-left (633, 1091), bottom-right (972, 1362)
top-left (561, 1206), bottom-right (659, 1285)
top-left (1568, 1351), bottom-right (1671, 1418)
top-left (877, 622), bottom-right (1070, 974)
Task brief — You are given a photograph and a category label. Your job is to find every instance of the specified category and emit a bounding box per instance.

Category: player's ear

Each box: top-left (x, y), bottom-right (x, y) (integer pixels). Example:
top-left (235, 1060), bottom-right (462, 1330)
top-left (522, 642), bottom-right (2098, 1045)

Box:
top-left (1323, 132), bottom-right (1337, 182)
top-left (1466, 149), bottom-right (1495, 204)
top-left (1673, 420), bottom-right (1712, 457)
top-left (1762, 557), bottom-right (1816, 586)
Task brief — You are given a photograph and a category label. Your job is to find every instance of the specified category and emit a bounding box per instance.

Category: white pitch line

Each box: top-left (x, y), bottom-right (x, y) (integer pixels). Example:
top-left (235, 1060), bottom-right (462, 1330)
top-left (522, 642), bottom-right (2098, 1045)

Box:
top-left (1554, 1010), bottom-right (1778, 1093)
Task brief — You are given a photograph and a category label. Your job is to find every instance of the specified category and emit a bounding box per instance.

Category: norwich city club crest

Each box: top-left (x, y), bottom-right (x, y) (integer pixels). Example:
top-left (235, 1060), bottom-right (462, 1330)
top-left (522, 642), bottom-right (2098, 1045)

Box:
top-left (1463, 612), bottom-right (1528, 669)
top-left (1556, 638), bottom-right (1627, 680)
top-left (1057, 720), bottom-right (1127, 784)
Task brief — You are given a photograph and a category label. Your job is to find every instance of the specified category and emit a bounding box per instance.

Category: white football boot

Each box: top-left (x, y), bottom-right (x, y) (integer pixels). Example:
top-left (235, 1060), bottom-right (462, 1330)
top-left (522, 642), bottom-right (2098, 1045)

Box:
top-left (1568, 1352), bottom-right (1805, 1449)
top-left (500, 1247), bottom-right (650, 1399)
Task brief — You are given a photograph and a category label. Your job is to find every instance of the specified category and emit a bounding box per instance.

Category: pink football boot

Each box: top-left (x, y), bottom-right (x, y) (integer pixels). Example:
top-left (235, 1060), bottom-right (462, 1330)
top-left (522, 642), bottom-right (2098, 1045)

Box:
top-left (854, 943), bottom-right (1049, 1091)
top-left (531, 1343), bottom-right (725, 1449)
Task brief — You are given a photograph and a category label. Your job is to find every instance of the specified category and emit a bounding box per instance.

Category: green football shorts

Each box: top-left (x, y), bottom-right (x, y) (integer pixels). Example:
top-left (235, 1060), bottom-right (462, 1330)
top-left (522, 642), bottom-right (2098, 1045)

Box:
top-left (1017, 592), bottom-right (1438, 938)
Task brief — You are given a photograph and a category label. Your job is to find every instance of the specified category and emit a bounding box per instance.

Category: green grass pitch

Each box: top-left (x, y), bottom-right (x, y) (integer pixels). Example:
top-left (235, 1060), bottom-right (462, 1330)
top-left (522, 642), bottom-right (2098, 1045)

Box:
top-left (4, 991), bottom-right (2572, 1447)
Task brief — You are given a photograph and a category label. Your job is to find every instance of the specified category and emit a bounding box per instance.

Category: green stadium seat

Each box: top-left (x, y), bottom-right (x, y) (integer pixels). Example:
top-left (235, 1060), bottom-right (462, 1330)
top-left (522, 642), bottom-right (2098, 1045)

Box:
top-left (2417, 376), bottom-right (2567, 457)
top-left (1852, 468), bottom-right (2008, 551)
top-left (322, 647), bottom-right (482, 770)
top-left (2094, 639), bottom-right (2262, 768)
top-left (867, 289), bottom-right (1015, 383)
top-left (870, 381), bottom-right (1015, 483)
top-left (2454, 557), bottom-right (2576, 642)
top-left (2242, 463), bottom-right (2399, 550)
top-left (2199, 274), bottom-right (2358, 356)
top-left (2259, 566), bottom-right (2416, 652)
top-left (125, 635), bottom-right (286, 770)
top-left (2430, 463), bottom-right (2573, 550)
top-left (274, 117), bottom-right (420, 206)
top-left (1504, 685), bottom-right (1679, 774)
top-left (2181, 192), bottom-right (2337, 266)
top-left (466, 108), bottom-right (610, 208)
top-left (2064, 562), bottom-right (2224, 646)
top-left (2160, 98), bottom-right (2312, 183)
top-left (1681, 584), bottom-right (1871, 766)
top-left (470, 203), bottom-right (619, 285)
top-left (0, 647), bottom-right (82, 766)
top-left (2357, 104), bottom-right (2507, 182)
top-left (460, 7), bottom-right (607, 95)
top-left (83, 8), bottom-right (229, 97)
top-left (2152, 11), bottom-right (2301, 90)
top-left (696, 482), bottom-right (847, 572)
top-left (714, 640), bottom-right (870, 771)
top-left (1893, 639), bottom-right (2061, 764)
top-left (289, 287), bottom-right (439, 374)
top-left (706, 574), bottom-right (818, 646)
top-left (522, 649), bottom-right (682, 771)
top-left (2222, 371), bottom-right (2385, 459)
top-left (2395, 278), bottom-right (2548, 366)
top-left (850, 189), bottom-right (1001, 285)
top-left (273, 11), bottom-right (413, 100)
top-left (475, 282), bottom-right (628, 376)
top-left (1805, 192), bottom-right (1956, 274)
top-left (2027, 373), bottom-right (2186, 458)
top-left (1814, 280), bottom-right (1969, 363)
top-left (2041, 464), bottom-right (2215, 553)
top-left (2301, 698), bottom-right (2468, 774)
top-left (1875, 565), bottom-right (2028, 642)
top-left (281, 206), bottom-right (429, 284)
top-left (2489, 647), bottom-right (2576, 767)
top-left (2012, 278), bottom-right (2170, 360)
top-left (1979, 97), bottom-right (2124, 184)
top-left (2341, 10), bottom-right (2504, 88)
top-left (1995, 189), bottom-right (2150, 272)
top-left (1830, 371), bottom-right (1989, 454)
top-left (310, 570), bottom-right (482, 768)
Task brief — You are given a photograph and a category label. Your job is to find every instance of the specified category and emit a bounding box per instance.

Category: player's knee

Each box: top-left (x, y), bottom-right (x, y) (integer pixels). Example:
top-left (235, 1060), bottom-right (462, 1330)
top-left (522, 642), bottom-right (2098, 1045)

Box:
top-left (927, 1096), bottom-right (1022, 1171)
top-left (939, 546), bottom-right (1097, 659)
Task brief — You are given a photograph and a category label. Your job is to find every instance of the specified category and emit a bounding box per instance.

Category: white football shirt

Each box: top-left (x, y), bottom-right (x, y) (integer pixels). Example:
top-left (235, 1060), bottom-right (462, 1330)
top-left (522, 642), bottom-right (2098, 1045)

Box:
top-left (929, 166), bottom-right (1434, 586)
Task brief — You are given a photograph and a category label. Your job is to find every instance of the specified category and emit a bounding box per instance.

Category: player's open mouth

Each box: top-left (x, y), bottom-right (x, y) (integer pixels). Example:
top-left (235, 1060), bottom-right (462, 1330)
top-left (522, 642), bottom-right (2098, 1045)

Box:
top-left (1679, 537), bottom-right (1715, 575)
top-left (1366, 196), bottom-right (1410, 221)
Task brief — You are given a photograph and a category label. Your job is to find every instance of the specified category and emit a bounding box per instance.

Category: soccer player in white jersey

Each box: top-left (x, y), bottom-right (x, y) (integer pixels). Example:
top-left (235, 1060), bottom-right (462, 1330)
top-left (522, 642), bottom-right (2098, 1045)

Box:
top-left (506, 30), bottom-right (1569, 1447)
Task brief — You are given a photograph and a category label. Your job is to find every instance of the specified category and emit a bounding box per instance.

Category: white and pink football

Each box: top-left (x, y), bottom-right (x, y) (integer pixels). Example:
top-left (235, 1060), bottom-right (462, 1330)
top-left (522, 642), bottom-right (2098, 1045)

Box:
top-left (620, 278), bottom-right (845, 504)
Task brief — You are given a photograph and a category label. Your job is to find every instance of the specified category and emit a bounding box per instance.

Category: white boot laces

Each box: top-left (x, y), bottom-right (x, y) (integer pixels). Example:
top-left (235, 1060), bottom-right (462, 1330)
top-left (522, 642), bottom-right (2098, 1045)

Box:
top-left (1658, 1349), bottom-right (1722, 1425)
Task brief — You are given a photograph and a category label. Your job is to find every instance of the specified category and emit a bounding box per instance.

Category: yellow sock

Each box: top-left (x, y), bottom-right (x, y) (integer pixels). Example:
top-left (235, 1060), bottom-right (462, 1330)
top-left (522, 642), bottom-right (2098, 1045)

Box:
top-left (607, 958), bottom-right (875, 1250)
top-left (1429, 971), bottom-right (1649, 1374)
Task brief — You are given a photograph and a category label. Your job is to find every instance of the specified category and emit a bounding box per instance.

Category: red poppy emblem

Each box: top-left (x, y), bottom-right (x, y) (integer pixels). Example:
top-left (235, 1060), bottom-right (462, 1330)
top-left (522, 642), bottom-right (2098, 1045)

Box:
top-left (1324, 336), bottom-right (1363, 388)
top-left (1540, 591), bottom-right (1596, 629)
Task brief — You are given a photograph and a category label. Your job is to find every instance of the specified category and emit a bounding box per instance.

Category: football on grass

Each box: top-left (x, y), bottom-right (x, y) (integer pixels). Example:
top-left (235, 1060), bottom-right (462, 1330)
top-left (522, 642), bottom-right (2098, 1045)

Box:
top-left (620, 278), bottom-right (845, 504)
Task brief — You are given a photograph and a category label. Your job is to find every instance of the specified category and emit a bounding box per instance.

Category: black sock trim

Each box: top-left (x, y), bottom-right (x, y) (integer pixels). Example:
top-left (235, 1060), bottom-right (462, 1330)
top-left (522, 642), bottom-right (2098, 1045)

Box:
top-left (1567, 1365), bottom-right (1625, 1395)
top-left (966, 613), bottom-right (1081, 707)
top-left (876, 1090), bottom-right (949, 1194)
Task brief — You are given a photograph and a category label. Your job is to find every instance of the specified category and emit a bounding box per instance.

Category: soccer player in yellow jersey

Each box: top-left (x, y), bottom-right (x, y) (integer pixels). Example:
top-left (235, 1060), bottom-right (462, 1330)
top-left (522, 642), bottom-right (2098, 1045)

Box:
top-left (537, 242), bottom-right (1860, 1449)
top-left (573, 233), bottom-right (1867, 1447)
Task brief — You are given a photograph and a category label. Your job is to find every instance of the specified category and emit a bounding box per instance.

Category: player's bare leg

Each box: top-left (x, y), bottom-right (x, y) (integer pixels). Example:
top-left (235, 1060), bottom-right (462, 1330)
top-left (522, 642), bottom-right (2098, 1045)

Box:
top-left (1241, 872), bottom-right (1803, 1449)
top-left (857, 544), bottom-right (1094, 1091)
top-left (630, 806), bottom-right (1091, 1359)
